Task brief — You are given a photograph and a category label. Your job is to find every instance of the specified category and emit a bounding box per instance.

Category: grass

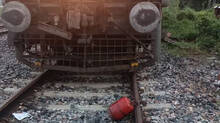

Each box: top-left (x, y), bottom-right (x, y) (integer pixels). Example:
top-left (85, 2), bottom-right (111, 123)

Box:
top-left (162, 42), bottom-right (207, 57)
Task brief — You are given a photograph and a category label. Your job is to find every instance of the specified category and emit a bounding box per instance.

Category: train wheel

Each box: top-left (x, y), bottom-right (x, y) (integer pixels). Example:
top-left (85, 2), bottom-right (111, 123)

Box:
top-left (152, 21), bottom-right (161, 63)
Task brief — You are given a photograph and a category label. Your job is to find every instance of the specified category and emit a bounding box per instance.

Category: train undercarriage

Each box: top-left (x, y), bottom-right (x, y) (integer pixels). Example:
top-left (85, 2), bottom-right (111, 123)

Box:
top-left (1, 0), bottom-right (168, 72)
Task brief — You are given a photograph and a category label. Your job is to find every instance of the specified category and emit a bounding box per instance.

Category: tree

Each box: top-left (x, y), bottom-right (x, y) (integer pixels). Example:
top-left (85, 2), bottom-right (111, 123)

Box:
top-left (179, 0), bottom-right (218, 10)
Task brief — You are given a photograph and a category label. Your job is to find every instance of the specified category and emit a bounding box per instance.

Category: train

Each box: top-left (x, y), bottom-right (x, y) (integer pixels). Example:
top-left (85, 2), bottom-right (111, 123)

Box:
top-left (1, 0), bottom-right (169, 73)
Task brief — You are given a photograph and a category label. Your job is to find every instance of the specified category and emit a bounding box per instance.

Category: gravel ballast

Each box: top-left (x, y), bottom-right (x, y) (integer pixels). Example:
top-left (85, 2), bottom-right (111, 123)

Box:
top-left (0, 35), bottom-right (34, 106)
top-left (138, 52), bottom-right (220, 123)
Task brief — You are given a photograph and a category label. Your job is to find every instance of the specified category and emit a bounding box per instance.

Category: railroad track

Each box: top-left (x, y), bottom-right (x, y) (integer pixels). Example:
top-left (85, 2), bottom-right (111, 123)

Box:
top-left (0, 71), bottom-right (51, 120)
top-left (136, 71), bottom-right (173, 122)
top-left (0, 71), bottom-right (144, 123)
top-left (0, 24), bottom-right (8, 34)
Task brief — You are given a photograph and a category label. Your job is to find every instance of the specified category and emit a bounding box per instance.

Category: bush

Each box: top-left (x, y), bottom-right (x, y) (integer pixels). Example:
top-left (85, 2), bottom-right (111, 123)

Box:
top-left (162, 4), bottom-right (220, 55)
top-left (163, 8), bottom-right (198, 41)
top-left (168, 19), bottom-right (198, 40)
top-left (196, 10), bottom-right (220, 53)
top-left (196, 36), bottom-right (217, 51)
top-left (177, 8), bottom-right (196, 21)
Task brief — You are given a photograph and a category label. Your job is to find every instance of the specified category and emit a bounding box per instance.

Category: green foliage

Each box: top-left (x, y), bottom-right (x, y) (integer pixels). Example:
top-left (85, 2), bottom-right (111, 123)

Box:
top-left (196, 10), bottom-right (220, 53)
top-left (162, 42), bottom-right (203, 57)
top-left (168, 19), bottom-right (198, 40)
top-left (176, 8), bottom-right (196, 21)
top-left (163, 7), bottom-right (198, 41)
top-left (196, 36), bottom-right (217, 51)
top-left (179, 0), bottom-right (216, 10)
top-left (162, 2), bottom-right (220, 55)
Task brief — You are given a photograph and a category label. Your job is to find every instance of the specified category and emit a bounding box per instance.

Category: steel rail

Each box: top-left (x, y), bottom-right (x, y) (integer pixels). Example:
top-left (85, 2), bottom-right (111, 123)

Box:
top-left (0, 24), bottom-right (8, 34)
top-left (0, 70), bottom-right (144, 122)
top-left (0, 70), bottom-right (51, 118)
top-left (132, 72), bottom-right (144, 123)
top-left (0, 28), bottom-right (8, 33)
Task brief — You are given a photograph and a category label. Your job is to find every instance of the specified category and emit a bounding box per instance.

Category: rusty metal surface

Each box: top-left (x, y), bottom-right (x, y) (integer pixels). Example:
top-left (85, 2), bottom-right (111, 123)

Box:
top-left (132, 73), bottom-right (143, 123)
top-left (3, 0), bottom-right (163, 72)
top-left (0, 70), bottom-right (51, 118)
top-left (109, 18), bottom-right (148, 50)
top-left (162, 0), bottom-right (170, 7)
top-left (66, 10), bottom-right (81, 29)
top-left (43, 64), bottom-right (131, 73)
top-left (38, 22), bottom-right (72, 40)
top-left (4, 0), bottom-right (162, 34)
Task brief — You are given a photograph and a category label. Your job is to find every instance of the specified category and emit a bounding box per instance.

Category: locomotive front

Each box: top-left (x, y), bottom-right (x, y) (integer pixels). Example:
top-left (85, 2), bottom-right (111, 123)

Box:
top-left (1, 0), bottom-right (168, 72)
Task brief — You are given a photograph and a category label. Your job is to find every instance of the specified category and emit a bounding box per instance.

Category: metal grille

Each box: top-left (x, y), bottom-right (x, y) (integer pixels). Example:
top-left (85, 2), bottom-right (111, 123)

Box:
top-left (16, 33), bottom-right (152, 72)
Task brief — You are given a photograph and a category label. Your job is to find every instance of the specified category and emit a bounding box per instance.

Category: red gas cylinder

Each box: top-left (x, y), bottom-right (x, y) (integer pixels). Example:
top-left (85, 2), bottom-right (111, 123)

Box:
top-left (109, 97), bottom-right (134, 120)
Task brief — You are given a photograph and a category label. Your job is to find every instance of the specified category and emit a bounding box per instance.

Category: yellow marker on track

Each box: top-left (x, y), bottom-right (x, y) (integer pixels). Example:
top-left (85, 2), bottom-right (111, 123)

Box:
top-left (34, 62), bottom-right (41, 67)
top-left (131, 62), bottom-right (139, 67)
